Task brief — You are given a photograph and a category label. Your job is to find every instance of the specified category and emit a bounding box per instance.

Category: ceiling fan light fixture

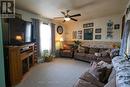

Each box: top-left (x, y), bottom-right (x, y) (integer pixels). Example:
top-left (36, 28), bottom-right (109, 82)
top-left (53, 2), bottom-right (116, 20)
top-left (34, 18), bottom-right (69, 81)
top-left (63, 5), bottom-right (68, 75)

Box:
top-left (64, 17), bottom-right (70, 21)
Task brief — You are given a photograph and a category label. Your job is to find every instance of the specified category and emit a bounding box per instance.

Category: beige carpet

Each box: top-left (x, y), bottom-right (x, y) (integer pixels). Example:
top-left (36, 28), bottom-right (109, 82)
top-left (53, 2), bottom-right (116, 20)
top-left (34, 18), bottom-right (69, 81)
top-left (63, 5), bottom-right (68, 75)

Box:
top-left (16, 58), bottom-right (90, 87)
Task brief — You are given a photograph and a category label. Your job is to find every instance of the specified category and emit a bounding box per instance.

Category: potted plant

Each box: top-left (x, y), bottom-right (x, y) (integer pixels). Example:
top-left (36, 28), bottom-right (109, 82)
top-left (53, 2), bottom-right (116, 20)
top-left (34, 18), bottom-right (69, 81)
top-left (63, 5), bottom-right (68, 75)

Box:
top-left (42, 50), bottom-right (55, 62)
top-left (72, 40), bottom-right (82, 50)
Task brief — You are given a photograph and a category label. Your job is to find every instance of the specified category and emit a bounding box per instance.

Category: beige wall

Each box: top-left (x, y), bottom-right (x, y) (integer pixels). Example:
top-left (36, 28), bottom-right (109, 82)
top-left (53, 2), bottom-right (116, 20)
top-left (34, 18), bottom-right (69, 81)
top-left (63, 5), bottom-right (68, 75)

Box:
top-left (64, 14), bottom-right (122, 42)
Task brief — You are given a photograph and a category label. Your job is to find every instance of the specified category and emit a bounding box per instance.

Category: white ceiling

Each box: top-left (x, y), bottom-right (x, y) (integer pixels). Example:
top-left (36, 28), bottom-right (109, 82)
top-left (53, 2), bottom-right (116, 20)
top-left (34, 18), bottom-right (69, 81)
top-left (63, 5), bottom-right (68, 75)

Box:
top-left (16, 0), bottom-right (129, 21)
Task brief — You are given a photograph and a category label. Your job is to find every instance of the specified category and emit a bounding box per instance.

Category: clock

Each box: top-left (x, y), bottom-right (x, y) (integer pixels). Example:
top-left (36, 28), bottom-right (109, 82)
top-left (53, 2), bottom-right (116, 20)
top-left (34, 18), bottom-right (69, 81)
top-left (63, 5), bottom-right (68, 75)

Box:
top-left (57, 26), bottom-right (63, 34)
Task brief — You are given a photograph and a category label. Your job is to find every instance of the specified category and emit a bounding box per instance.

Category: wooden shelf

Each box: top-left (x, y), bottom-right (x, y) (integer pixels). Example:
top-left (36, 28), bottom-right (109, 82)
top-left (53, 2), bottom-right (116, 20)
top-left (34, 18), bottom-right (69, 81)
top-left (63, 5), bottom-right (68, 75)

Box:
top-left (4, 43), bottom-right (35, 86)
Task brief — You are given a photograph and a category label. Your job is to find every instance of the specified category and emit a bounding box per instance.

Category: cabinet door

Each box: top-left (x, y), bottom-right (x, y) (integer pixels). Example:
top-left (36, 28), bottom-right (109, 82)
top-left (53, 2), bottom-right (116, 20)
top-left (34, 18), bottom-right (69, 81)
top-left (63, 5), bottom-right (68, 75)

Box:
top-left (9, 48), bottom-right (22, 86)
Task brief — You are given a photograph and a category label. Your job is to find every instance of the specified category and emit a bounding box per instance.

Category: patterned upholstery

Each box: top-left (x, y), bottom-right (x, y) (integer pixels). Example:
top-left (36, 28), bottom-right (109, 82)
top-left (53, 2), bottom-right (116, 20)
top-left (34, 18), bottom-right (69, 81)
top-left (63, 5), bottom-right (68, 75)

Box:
top-left (74, 47), bottom-right (111, 63)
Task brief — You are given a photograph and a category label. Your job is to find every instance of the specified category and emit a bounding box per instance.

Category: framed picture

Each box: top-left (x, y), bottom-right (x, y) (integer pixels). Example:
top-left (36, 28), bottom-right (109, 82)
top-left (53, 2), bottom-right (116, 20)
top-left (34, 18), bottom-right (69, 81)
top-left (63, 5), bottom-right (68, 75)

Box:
top-left (95, 28), bottom-right (101, 33)
top-left (114, 24), bottom-right (120, 29)
top-left (84, 28), bottom-right (93, 40)
top-left (77, 30), bottom-right (82, 39)
top-left (95, 35), bottom-right (101, 39)
top-left (83, 23), bottom-right (94, 28)
top-left (57, 26), bottom-right (63, 34)
top-left (72, 31), bottom-right (77, 39)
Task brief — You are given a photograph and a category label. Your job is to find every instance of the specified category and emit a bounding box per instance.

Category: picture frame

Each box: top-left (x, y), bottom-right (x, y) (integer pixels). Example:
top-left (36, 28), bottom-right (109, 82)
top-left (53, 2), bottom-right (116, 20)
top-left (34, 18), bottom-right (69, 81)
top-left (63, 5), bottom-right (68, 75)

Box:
top-left (83, 23), bottom-right (94, 28)
top-left (95, 28), bottom-right (101, 33)
top-left (72, 31), bottom-right (77, 39)
top-left (57, 26), bottom-right (63, 34)
top-left (114, 24), bottom-right (120, 29)
top-left (77, 30), bottom-right (82, 39)
top-left (84, 28), bottom-right (93, 40)
top-left (95, 35), bottom-right (101, 39)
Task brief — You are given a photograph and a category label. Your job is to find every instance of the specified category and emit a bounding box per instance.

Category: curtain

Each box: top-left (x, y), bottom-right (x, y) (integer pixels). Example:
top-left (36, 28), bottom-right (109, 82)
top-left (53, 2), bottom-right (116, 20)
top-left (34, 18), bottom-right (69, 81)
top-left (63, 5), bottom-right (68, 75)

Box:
top-left (32, 18), bottom-right (41, 58)
top-left (119, 20), bottom-right (130, 56)
top-left (51, 23), bottom-right (56, 54)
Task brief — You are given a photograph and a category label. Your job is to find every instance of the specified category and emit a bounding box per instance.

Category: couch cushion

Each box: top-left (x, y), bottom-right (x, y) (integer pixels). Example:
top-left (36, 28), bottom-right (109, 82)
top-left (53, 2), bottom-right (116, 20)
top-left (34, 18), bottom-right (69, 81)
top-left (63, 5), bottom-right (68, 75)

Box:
top-left (74, 79), bottom-right (98, 87)
top-left (89, 48), bottom-right (99, 54)
top-left (80, 72), bottom-right (104, 87)
top-left (104, 76), bottom-right (116, 87)
top-left (100, 51), bottom-right (110, 57)
top-left (88, 62), bottom-right (104, 80)
top-left (108, 68), bottom-right (116, 82)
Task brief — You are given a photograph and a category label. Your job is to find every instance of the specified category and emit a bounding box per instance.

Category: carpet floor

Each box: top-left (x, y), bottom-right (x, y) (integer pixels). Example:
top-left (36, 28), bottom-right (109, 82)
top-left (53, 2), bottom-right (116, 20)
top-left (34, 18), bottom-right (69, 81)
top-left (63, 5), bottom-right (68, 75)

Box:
top-left (15, 58), bottom-right (90, 87)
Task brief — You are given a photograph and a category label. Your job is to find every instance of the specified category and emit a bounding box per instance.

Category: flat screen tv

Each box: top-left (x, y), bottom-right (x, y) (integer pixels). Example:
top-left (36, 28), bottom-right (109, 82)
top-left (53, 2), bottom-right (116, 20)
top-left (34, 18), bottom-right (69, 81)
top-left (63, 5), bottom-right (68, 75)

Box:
top-left (8, 18), bottom-right (32, 45)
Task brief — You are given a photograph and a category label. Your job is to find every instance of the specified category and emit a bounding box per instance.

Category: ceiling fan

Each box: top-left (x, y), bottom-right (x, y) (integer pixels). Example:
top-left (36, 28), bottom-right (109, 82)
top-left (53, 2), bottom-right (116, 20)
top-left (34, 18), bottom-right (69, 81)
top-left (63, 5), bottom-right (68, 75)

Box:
top-left (54, 10), bottom-right (81, 22)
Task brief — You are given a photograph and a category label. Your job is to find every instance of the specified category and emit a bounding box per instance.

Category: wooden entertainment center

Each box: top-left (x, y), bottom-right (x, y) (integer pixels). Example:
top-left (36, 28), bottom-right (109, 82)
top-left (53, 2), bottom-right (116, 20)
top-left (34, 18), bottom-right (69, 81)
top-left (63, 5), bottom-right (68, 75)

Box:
top-left (4, 43), bottom-right (35, 86)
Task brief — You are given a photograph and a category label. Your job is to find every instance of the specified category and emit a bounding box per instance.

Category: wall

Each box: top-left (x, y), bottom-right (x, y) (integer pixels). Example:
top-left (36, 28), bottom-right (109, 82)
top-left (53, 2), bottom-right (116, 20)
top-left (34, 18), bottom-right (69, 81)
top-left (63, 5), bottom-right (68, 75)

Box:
top-left (0, 19), bottom-right (6, 87)
top-left (64, 14), bottom-right (122, 42)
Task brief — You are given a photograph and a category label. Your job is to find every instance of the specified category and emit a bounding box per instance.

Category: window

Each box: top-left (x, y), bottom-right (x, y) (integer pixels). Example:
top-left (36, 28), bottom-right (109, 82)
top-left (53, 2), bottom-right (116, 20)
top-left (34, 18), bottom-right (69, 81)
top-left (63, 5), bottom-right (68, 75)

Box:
top-left (40, 23), bottom-right (51, 55)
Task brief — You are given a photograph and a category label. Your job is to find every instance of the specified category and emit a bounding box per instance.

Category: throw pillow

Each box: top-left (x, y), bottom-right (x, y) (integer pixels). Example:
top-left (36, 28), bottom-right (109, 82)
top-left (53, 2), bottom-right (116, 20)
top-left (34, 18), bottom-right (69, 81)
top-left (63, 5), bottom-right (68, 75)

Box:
top-left (80, 72), bottom-right (105, 87)
top-left (98, 67), bottom-right (112, 84)
top-left (110, 48), bottom-right (120, 58)
top-left (88, 62), bottom-right (104, 80)
top-left (78, 46), bottom-right (85, 53)
top-left (97, 61), bottom-right (113, 69)
top-left (95, 53), bottom-right (101, 56)
top-left (97, 61), bottom-right (113, 83)
top-left (88, 61), bottom-right (112, 84)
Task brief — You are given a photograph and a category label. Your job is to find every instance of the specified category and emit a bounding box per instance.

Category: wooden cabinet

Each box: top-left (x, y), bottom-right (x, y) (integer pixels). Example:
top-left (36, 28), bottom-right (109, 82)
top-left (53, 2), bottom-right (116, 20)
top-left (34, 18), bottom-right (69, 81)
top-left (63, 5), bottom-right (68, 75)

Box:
top-left (4, 43), bottom-right (35, 86)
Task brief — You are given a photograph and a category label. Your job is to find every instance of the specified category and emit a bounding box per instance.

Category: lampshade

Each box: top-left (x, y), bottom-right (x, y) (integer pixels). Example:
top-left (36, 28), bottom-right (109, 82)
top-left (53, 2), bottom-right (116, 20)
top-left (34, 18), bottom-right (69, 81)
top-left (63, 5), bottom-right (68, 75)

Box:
top-left (60, 38), bottom-right (64, 41)
top-left (16, 35), bottom-right (22, 41)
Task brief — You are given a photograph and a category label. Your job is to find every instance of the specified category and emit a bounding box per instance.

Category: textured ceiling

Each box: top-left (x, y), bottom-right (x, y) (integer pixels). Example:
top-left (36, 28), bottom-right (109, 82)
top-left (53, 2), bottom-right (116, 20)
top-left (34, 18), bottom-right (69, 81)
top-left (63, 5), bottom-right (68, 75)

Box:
top-left (16, 0), bottom-right (129, 21)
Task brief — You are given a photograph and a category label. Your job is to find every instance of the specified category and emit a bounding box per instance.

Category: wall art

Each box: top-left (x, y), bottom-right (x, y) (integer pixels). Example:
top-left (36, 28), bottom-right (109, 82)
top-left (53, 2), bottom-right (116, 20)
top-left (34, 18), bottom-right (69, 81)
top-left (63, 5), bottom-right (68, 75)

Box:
top-left (95, 35), bottom-right (101, 39)
top-left (95, 28), bottom-right (101, 33)
top-left (84, 28), bottom-right (93, 40)
top-left (77, 30), bottom-right (82, 39)
top-left (72, 31), bottom-right (77, 39)
top-left (114, 24), bottom-right (120, 29)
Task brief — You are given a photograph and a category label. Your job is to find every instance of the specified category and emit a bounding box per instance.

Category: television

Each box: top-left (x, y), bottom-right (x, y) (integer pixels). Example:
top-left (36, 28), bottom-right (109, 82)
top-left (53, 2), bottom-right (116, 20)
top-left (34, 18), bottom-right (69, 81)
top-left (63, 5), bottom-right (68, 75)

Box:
top-left (7, 18), bottom-right (32, 45)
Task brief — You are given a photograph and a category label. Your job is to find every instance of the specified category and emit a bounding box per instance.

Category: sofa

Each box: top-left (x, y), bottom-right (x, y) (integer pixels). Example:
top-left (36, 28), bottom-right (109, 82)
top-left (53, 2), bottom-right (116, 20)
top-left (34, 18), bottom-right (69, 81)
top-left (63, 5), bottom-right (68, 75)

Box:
top-left (74, 46), bottom-right (114, 63)
top-left (74, 61), bottom-right (116, 87)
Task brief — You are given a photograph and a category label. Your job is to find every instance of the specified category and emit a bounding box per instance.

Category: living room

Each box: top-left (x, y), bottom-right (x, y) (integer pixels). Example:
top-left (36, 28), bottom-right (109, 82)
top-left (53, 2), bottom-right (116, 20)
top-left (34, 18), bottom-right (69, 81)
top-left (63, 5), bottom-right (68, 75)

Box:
top-left (0, 0), bottom-right (130, 87)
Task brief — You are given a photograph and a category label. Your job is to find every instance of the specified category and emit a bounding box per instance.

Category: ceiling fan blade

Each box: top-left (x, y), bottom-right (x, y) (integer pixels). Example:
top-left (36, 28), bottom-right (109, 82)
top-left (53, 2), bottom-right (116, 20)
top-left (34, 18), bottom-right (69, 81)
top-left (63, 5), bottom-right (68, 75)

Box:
top-left (67, 10), bottom-right (70, 13)
top-left (71, 18), bottom-right (78, 21)
top-left (70, 14), bottom-right (81, 17)
top-left (61, 11), bottom-right (65, 15)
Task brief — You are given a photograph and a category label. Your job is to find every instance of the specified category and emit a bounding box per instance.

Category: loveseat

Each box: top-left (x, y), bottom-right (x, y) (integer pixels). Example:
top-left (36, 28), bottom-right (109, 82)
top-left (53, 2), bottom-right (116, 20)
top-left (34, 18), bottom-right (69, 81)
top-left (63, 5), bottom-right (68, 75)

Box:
top-left (74, 46), bottom-right (112, 63)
